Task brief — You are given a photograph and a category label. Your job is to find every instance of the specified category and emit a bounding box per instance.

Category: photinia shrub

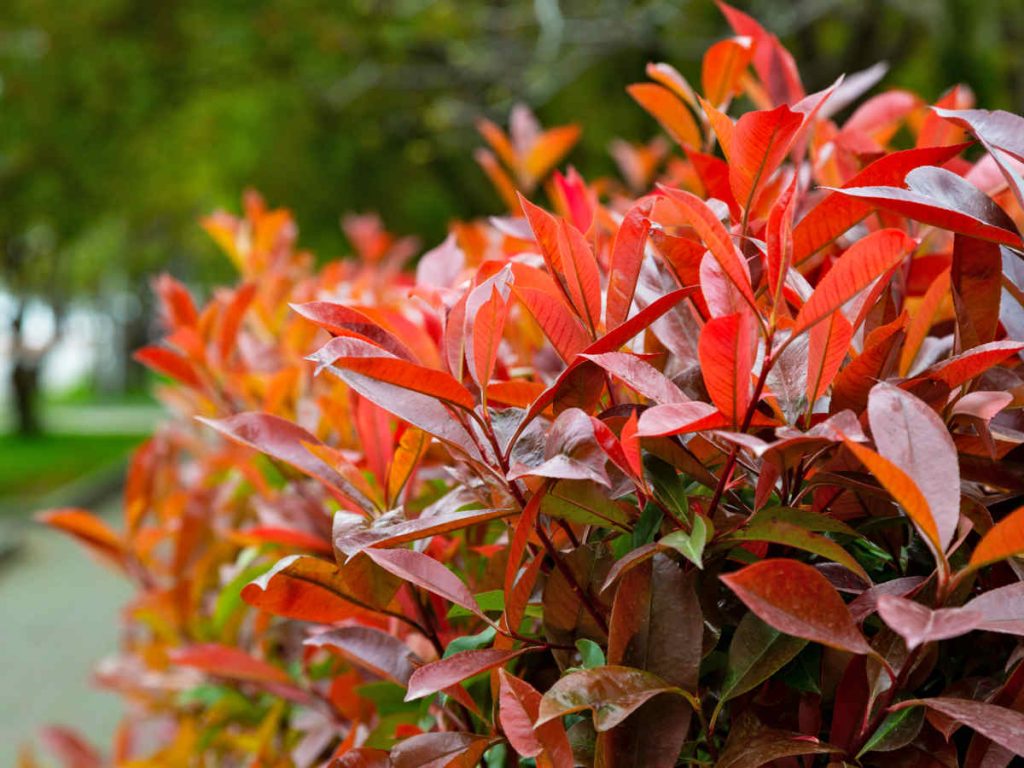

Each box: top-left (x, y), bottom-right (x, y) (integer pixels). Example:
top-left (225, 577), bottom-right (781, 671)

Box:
top-left (35, 4), bottom-right (1024, 767)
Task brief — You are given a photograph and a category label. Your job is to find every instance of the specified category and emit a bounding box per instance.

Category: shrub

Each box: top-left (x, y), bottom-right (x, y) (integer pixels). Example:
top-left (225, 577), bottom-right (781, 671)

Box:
top-left (35, 4), bottom-right (1024, 766)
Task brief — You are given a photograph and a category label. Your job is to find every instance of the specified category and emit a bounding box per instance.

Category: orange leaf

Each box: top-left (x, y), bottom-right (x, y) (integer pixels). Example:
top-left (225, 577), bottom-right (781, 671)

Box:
top-left (37, 508), bottom-right (126, 571)
top-left (807, 311), bottom-right (852, 403)
top-left (970, 505), bottom-right (1024, 569)
top-left (628, 83), bottom-right (702, 148)
top-left (524, 125), bottom-right (581, 183)
top-left (843, 439), bottom-right (944, 562)
top-left (899, 267), bottom-right (951, 375)
top-left (702, 37), bottom-right (755, 108)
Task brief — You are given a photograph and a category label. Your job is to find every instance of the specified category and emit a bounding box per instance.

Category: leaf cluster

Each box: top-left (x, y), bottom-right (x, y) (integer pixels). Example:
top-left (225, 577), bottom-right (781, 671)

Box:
top-left (34, 5), bottom-right (1024, 767)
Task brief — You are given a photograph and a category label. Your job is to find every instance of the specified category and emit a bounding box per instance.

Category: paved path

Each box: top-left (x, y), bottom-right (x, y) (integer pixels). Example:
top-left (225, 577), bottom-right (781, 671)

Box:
top-left (0, 498), bottom-right (130, 765)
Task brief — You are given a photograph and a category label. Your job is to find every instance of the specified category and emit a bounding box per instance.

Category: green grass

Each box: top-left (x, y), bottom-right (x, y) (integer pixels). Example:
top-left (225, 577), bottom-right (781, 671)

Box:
top-left (0, 433), bottom-right (143, 501)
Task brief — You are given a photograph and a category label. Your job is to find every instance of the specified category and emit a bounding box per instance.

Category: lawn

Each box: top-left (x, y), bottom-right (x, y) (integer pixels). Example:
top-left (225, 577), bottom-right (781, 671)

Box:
top-left (0, 432), bottom-right (143, 501)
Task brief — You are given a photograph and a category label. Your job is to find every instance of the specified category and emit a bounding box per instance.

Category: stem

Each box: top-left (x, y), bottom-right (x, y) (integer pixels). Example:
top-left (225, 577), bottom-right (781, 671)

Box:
top-left (535, 521), bottom-right (609, 635)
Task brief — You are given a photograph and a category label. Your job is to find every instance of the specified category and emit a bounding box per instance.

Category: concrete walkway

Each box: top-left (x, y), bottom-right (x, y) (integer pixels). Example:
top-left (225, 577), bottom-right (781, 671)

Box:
top-left (0, 498), bottom-right (130, 765)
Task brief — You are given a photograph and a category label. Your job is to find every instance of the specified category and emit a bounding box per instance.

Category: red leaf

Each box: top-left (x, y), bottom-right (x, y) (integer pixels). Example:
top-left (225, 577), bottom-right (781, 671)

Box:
top-left (525, 125), bottom-right (581, 183)
top-left (720, 559), bottom-right (873, 655)
top-left (498, 670), bottom-right (545, 758)
top-left (951, 234), bottom-right (1002, 348)
top-left (868, 382), bottom-right (960, 550)
top-left (292, 301), bottom-right (419, 361)
top-left (792, 228), bottom-right (916, 335)
top-left (582, 352), bottom-right (686, 404)
top-left (364, 548), bottom-right (489, 621)
top-left (728, 105), bottom-right (803, 214)
top-left (699, 311), bottom-right (757, 425)
top-left (892, 698), bottom-right (1024, 757)
top-left (516, 287), bottom-right (697, 430)
top-left (335, 507), bottom-right (514, 555)
top-left (831, 315), bottom-right (906, 414)
top-left (390, 732), bottom-right (491, 768)
top-left (536, 666), bottom-right (693, 732)
top-left (199, 412), bottom-right (376, 513)
top-left (636, 402), bottom-right (719, 438)
top-left (606, 199), bottom-right (654, 329)
top-left (38, 727), bottom-right (104, 768)
top-left (792, 143), bottom-right (970, 264)
top-left (922, 340), bottom-right (1024, 388)
top-left (233, 526), bottom-right (332, 555)
top-left (765, 178), bottom-right (797, 304)
top-left (331, 749), bottom-right (391, 768)
top-left (519, 197), bottom-right (603, 334)
top-left (241, 554), bottom-right (400, 622)
top-left (406, 648), bottom-right (531, 700)
top-left (602, 556), bottom-right (702, 765)
top-left (716, 715), bottom-right (834, 768)
top-left (319, 364), bottom-right (481, 461)
top-left (133, 346), bottom-right (203, 390)
top-left (557, 217), bottom-right (604, 334)
top-left (718, 2), bottom-right (804, 106)
top-left (933, 107), bottom-right (1024, 163)
top-left (877, 595), bottom-right (982, 650)
top-left (466, 280), bottom-right (509, 391)
top-left (153, 273), bottom-right (198, 329)
top-left (306, 626), bottom-right (417, 686)
top-left (659, 186), bottom-right (754, 307)
top-left (964, 582), bottom-right (1024, 635)
top-left (831, 166), bottom-right (1023, 247)
top-left (899, 267), bottom-right (951, 375)
top-left (170, 643), bottom-right (289, 685)
top-left (310, 336), bottom-right (475, 411)
top-left (510, 262), bottom-right (591, 362)
top-left (217, 282), bottom-right (256, 361)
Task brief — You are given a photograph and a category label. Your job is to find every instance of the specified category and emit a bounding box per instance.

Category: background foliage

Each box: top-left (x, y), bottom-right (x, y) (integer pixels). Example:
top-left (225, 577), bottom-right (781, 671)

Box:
top-left (2, 0), bottom-right (1024, 281)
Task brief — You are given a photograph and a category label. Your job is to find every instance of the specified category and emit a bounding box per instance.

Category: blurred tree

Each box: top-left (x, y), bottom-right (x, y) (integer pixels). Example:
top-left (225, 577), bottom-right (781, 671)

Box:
top-left (1, 0), bottom-right (1022, 434)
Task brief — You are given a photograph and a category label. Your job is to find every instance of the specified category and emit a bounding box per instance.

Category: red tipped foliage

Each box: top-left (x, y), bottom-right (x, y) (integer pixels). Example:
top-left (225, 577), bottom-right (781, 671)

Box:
top-left (38, 8), bottom-right (1024, 766)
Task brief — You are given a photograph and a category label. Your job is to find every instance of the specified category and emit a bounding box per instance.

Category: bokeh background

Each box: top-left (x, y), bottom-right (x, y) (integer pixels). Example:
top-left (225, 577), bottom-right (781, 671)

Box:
top-left (1, 0), bottom-right (1023, 759)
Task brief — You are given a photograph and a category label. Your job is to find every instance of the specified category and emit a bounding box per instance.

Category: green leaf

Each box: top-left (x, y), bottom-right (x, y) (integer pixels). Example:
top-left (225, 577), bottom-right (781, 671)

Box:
top-left (749, 506), bottom-right (859, 536)
top-left (444, 627), bottom-right (498, 658)
top-left (542, 479), bottom-right (632, 528)
top-left (645, 455), bottom-right (689, 523)
top-left (726, 518), bottom-right (869, 583)
top-left (857, 705), bottom-right (925, 756)
top-left (660, 515), bottom-right (710, 568)
top-left (212, 548), bottom-right (272, 633)
top-left (632, 501), bottom-right (664, 549)
top-left (777, 645), bottom-right (822, 694)
top-left (447, 589), bottom-right (505, 618)
top-left (719, 613), bottom-right (807, 703)
top-left (576, 638), bottom-right (606, 669)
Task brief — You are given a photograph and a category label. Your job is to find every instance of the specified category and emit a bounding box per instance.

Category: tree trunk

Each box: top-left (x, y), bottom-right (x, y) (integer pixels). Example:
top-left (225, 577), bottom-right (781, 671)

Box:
top-left (8, 305), bottom-right (45, 436)
top-left (11, 358), bottom-right (42, 436)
